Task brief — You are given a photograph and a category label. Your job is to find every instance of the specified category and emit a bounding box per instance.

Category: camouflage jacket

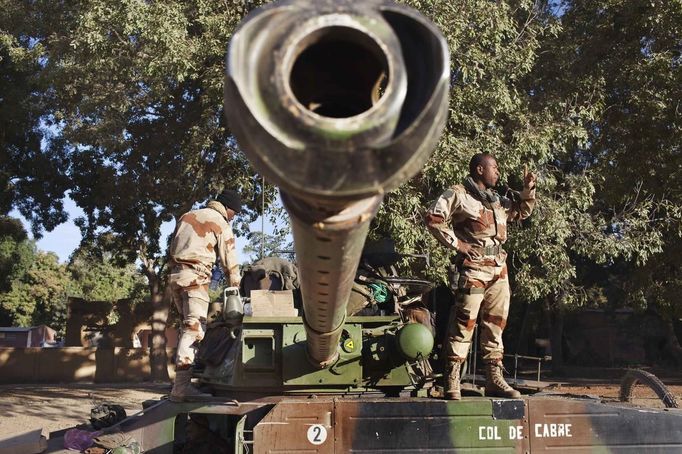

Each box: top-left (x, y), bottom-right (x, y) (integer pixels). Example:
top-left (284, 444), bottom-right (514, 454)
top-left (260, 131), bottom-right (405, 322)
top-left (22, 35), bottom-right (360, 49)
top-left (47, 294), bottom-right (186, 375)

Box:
top-left (170, 201), bottom-right (240, 289)
top-left (426, 182), bottom-right (535, 267)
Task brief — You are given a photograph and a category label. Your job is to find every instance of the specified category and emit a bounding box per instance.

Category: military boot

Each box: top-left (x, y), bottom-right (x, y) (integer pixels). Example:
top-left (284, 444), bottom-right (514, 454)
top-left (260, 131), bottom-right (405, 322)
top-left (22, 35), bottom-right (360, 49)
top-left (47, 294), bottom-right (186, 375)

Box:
top-left (485, 359), bottom-right (521, 398)
top-left (444, 358), bottom-right (464, 400)
top-left (170, 369), bottom-right (212, 402)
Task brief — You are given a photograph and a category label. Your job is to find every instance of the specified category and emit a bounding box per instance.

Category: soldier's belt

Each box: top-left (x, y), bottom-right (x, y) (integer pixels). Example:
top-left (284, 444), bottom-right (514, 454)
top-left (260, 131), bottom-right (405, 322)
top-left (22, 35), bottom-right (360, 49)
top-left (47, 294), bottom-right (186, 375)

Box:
top-left (172, 261), bottom-right (212, 276)
top-left (458, 287), bottom-right (485, 295)
top-left (477, 245), bottom-right (502, 256)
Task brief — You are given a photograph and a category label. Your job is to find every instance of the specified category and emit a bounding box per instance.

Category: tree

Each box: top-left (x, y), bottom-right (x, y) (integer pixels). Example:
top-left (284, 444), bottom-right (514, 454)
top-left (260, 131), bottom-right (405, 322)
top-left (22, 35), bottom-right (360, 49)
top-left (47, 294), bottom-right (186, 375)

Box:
top-left (530, 0), bottom-right (682, 302)
top-left (532, 0), bottom-right (682, 364)
top-left (0, 216), bottom-right (33, 294)
top-left (242, 192), bottom-right (293, 263)
top-left (67, 238), bottom-right (148, 303)
top-left (0, 249), bottom-right (74, 330)
top-left (0, 217), bottom-right (36, 325)
top-left (0, 220), bottom-right (151, 334)
top-left (25, 0), bottom-right (272, 379)
top-left (0, 216), bottom-right (72, 329)
top-left (243, 231), bottom-right (294, 264)
top-left (6, 0), bottom-right (680, 371)
top-left (369, 0), bottom-right (682, 368)
top-left (0, 1), bottom-right (71, 236)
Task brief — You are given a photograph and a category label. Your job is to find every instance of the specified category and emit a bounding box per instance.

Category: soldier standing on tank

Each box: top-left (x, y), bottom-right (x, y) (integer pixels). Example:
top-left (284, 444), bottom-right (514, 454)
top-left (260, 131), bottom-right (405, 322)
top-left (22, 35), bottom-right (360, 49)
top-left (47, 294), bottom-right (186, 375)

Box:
top-left (425, 153), bottom-right (536, 400)
top-left (168, 189), bottom-right (242, 402)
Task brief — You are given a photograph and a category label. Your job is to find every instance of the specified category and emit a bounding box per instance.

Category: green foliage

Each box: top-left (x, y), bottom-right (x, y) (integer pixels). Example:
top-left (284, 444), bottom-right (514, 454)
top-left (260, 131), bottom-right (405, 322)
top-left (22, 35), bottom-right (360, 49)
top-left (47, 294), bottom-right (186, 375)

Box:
top-left (243, 230), bottom-right (294, 264)
top-left (0, 250), bottom-right (73, 329)
top-left (516, 0), bottom-right (682, 311)
top-left (0, 2), bottom-right (70, 235)
top-left (2, 0), bottom-right (681, 327)
top-left (377, 0), bottom-right (565, 285)
top-left (68, 239), bottom-right (148, 303)
top-left (0, 218), bottom-right (149, 330)
top-left (374, 0), bottom-right (682, 317)
top-left (0, 217), bottom-right (33, 293)
top-left (242, 190), bottom-right (293, 263)
top-left (25, 0), bottom-right (270, 269)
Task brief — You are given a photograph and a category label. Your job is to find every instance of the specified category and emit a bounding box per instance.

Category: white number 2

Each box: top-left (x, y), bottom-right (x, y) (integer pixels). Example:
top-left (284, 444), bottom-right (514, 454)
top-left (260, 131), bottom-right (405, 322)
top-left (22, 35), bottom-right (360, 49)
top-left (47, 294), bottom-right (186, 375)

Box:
top-left (307, 424), bottom-right (328, 445)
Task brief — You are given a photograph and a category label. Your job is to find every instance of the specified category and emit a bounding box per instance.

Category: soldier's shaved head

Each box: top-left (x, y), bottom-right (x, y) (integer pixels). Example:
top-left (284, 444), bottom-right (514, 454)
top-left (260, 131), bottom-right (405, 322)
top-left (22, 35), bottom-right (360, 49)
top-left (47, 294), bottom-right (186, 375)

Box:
top-left (469, 153), bottom-right (499, 189)
top-left (469, 153), bottom-right (500, 190)
top-left (469, 153), bottom-right (494, 176)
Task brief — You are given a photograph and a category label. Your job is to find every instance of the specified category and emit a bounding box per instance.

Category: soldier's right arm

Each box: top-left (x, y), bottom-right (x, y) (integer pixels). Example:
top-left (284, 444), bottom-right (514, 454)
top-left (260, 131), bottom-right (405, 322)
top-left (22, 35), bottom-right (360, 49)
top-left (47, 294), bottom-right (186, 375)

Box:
top-left (425, 187), bottom-right (463, 251)
top-left (217, 225), bottom-right (241, 288)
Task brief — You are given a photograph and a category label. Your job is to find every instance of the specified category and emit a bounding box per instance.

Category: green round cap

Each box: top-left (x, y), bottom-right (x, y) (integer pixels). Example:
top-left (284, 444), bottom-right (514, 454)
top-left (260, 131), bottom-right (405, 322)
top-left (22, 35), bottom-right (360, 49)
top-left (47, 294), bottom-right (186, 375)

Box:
top-left (395, 323), bottom-right (434, 361)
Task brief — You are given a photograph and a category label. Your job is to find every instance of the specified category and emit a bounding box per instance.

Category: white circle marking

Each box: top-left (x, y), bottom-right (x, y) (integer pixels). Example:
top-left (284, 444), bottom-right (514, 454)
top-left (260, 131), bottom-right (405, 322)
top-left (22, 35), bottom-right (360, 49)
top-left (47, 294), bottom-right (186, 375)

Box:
top-left (307, 424), bottom-right (328, 445)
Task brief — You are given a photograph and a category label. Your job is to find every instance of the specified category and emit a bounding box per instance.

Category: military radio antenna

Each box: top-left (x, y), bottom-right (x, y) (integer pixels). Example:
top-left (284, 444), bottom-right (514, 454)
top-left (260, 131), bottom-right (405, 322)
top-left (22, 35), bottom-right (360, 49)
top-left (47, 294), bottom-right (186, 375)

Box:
top-left (261, 175), bottom-right (265, 260)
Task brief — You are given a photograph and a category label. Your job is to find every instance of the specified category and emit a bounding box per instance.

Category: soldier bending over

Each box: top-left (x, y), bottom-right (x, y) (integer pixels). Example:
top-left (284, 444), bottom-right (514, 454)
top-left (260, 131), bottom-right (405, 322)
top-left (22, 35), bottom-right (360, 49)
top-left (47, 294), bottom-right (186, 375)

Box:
top-left (169, 190), bottom-right (242, 401)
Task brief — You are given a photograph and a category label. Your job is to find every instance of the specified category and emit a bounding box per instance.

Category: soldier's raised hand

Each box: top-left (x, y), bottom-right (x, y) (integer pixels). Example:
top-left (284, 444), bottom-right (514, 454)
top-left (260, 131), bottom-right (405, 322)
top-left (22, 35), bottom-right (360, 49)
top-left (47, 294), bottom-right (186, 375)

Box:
top-left (523, 164), bottom-right (536, 190)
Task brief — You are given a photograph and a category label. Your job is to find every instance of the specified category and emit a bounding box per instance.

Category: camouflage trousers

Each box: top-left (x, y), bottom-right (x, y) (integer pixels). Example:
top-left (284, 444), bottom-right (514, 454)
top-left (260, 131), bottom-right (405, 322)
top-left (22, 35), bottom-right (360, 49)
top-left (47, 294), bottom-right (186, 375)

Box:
top-left (171, 267), bottom-right (210, 370)
top-left (444, 262), bottom-right (510, 361)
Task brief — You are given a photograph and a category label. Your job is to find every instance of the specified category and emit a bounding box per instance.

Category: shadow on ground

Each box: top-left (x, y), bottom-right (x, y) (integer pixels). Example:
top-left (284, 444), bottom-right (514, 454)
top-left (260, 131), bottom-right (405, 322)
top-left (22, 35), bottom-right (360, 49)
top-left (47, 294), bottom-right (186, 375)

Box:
top-left (0, 383), bottom-right (169, 439)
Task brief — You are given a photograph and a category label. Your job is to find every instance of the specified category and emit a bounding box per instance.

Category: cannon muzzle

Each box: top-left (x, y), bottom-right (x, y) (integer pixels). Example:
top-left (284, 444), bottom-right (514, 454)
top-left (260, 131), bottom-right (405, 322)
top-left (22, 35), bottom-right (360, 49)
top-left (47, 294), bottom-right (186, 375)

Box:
top-left (225, 0), bottom-right (449, 367)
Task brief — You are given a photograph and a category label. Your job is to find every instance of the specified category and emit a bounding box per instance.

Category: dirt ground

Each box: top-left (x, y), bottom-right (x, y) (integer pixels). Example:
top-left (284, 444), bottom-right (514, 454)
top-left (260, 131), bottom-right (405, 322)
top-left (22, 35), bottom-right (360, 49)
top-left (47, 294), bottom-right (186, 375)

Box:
top-left (0, 380), bottom-right (680, 443)
top-left (0, 383), bottom-right (169, 440)
top-left (543, 382), bottom-right (682, 408)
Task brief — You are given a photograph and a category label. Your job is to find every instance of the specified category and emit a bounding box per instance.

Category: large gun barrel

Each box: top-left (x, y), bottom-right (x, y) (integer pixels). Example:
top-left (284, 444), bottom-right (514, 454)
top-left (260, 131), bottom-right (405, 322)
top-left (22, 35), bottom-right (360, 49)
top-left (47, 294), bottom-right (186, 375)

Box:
top-left (225, 0), bottom-right (449, 367)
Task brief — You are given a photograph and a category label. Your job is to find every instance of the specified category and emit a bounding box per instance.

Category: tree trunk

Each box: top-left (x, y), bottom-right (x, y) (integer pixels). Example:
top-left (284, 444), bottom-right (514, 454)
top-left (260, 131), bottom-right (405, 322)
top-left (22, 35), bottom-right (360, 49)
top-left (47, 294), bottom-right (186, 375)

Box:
top-left (545, 299), bottom-right (565, 376)
top-left (663, 318), bottom-right (682, 366)
top-left (147, 268), bottom-right (170, 382)
top-left (514, 300), bottom-right (532, 356)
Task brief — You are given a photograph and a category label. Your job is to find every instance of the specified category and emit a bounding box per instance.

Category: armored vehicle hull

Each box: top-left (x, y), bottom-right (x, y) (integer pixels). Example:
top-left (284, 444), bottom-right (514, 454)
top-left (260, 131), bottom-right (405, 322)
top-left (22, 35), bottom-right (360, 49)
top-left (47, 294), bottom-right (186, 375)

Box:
top-left (88, 394), bottom-right (682, 453)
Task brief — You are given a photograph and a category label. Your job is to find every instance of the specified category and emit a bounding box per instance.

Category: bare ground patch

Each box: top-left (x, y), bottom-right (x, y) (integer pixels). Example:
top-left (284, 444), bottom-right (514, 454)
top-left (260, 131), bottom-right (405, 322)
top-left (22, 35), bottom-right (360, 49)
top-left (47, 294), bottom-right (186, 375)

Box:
top-left (0, 383), bottom-right (169, 439)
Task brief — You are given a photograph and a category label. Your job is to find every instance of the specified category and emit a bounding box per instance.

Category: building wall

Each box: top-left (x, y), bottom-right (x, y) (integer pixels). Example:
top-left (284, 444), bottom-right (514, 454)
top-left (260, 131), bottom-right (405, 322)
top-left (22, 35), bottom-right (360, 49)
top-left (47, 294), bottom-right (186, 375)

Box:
top-left (0, 347), bottom-right (177, 383)
top-left (137, 327), bottom-right (179, 350)
top-left (0, 331), bottom-right (31, 348)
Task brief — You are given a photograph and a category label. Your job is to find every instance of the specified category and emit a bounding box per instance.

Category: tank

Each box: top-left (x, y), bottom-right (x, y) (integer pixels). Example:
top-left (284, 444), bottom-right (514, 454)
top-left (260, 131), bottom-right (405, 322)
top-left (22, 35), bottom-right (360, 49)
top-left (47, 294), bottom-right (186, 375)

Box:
top-left (209, 0), bottom-right (449, 394)
top-left (77, 1), bottom-right (682, 452)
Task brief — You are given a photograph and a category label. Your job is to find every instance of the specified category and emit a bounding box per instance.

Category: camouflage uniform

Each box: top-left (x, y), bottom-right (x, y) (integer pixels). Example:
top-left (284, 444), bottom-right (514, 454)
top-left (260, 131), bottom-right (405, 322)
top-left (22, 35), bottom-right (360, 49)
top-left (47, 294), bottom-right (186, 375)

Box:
top-left (170, 200), bottom-right (240, 370)
top-left (426, 182), bottom-right (535, 362)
